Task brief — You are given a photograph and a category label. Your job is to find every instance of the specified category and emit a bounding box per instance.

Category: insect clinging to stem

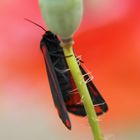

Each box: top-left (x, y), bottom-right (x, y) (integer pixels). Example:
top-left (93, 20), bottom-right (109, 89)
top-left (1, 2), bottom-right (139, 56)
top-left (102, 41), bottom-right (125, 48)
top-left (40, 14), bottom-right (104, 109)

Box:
top-left (25, 18), bottom-right (108, 130)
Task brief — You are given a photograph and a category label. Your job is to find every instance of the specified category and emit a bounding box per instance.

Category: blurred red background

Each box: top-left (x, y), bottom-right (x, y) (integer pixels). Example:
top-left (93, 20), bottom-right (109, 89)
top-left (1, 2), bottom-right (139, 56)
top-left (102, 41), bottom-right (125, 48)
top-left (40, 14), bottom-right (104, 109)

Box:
top-left (0, 0), bottom-right (140, 139)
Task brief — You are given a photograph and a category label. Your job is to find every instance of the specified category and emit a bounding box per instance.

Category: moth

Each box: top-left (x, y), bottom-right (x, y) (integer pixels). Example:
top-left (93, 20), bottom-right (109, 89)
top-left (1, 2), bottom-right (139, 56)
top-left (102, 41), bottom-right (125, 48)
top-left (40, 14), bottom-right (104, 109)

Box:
top-left (26, 19), bottom-right (108, 130)
top-left (41, 31), bottom-right (108, 129)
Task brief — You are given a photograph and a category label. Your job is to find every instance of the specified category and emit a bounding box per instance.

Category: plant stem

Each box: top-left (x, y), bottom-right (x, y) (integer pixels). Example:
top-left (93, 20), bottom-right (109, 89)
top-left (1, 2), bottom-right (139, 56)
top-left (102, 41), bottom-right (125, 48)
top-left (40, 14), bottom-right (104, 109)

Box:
top-left (62, 43), bottom-right (104, 140)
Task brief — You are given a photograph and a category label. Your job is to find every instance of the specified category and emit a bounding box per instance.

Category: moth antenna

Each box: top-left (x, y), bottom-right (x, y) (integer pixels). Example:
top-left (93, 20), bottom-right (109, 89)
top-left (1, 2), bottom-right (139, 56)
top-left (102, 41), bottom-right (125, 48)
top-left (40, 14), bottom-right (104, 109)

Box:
top-left (24, 18), bottom-right (47, 32)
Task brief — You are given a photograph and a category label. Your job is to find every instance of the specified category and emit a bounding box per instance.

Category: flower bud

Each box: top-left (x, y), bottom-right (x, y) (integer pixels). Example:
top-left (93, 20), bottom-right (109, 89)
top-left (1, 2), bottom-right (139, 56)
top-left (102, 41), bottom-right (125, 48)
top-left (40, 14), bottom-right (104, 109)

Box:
top-left (39, 0), bottom-right (83, 40)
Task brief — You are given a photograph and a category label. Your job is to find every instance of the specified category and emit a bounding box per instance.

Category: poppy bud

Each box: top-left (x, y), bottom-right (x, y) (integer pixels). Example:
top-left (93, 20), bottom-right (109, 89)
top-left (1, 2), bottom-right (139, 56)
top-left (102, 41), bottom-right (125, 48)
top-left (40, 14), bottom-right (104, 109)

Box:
top-left (39, 0), bottom-right (83, 40)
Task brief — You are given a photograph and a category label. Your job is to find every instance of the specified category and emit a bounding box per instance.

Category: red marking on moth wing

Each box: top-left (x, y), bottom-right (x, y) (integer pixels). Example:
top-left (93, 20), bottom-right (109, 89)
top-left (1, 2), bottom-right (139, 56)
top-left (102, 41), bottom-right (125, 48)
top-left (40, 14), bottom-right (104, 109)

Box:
top-left (94, 106), bottom-right (103, 114)
top-left (65, 74), bottom-right (81, 106)
top-left (89, 83), bottom-right (98, 97)
top-left (66, 93), bottom-right (81, 106)
top-left (66, 119), bottom-right (71, 129)
top-left (68, 107), bottom-right (77, 112)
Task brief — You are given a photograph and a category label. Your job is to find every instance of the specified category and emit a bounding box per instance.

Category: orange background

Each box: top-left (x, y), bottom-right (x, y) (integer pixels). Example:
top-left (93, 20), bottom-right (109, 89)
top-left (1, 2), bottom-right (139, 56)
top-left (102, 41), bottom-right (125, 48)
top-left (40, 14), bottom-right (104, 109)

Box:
top-left (0, 0), bottom-right (140, 139)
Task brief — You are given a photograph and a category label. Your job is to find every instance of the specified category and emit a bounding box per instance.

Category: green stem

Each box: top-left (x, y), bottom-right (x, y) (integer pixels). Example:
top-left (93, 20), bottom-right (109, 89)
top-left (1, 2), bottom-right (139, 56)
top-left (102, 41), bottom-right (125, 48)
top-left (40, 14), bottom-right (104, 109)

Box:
top-left (62, 44), bottom-right (104, 140)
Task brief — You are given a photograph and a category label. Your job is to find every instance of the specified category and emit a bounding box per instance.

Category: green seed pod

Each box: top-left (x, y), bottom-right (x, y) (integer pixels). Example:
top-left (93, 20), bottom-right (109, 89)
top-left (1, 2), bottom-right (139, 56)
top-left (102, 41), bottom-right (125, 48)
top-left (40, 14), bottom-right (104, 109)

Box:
top-left (39, 0), bottom-right (83, 40)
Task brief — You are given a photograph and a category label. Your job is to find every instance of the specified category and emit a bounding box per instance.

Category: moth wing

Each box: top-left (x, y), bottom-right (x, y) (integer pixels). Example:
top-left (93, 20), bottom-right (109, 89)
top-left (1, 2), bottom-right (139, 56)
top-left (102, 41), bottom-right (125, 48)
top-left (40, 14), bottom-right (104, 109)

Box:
top-left (41, 44), bottom-right (71, 130)
top-left (66, 65), bottom-right (108, 116)
top-left (80, 65), bottom-right (108, 115)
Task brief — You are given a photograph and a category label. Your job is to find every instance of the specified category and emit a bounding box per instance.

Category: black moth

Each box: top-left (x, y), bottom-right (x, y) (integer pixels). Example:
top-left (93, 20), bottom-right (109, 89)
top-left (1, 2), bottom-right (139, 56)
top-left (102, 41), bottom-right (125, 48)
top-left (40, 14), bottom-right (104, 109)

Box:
top-left (40, 31), bottom-right (108, 130)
